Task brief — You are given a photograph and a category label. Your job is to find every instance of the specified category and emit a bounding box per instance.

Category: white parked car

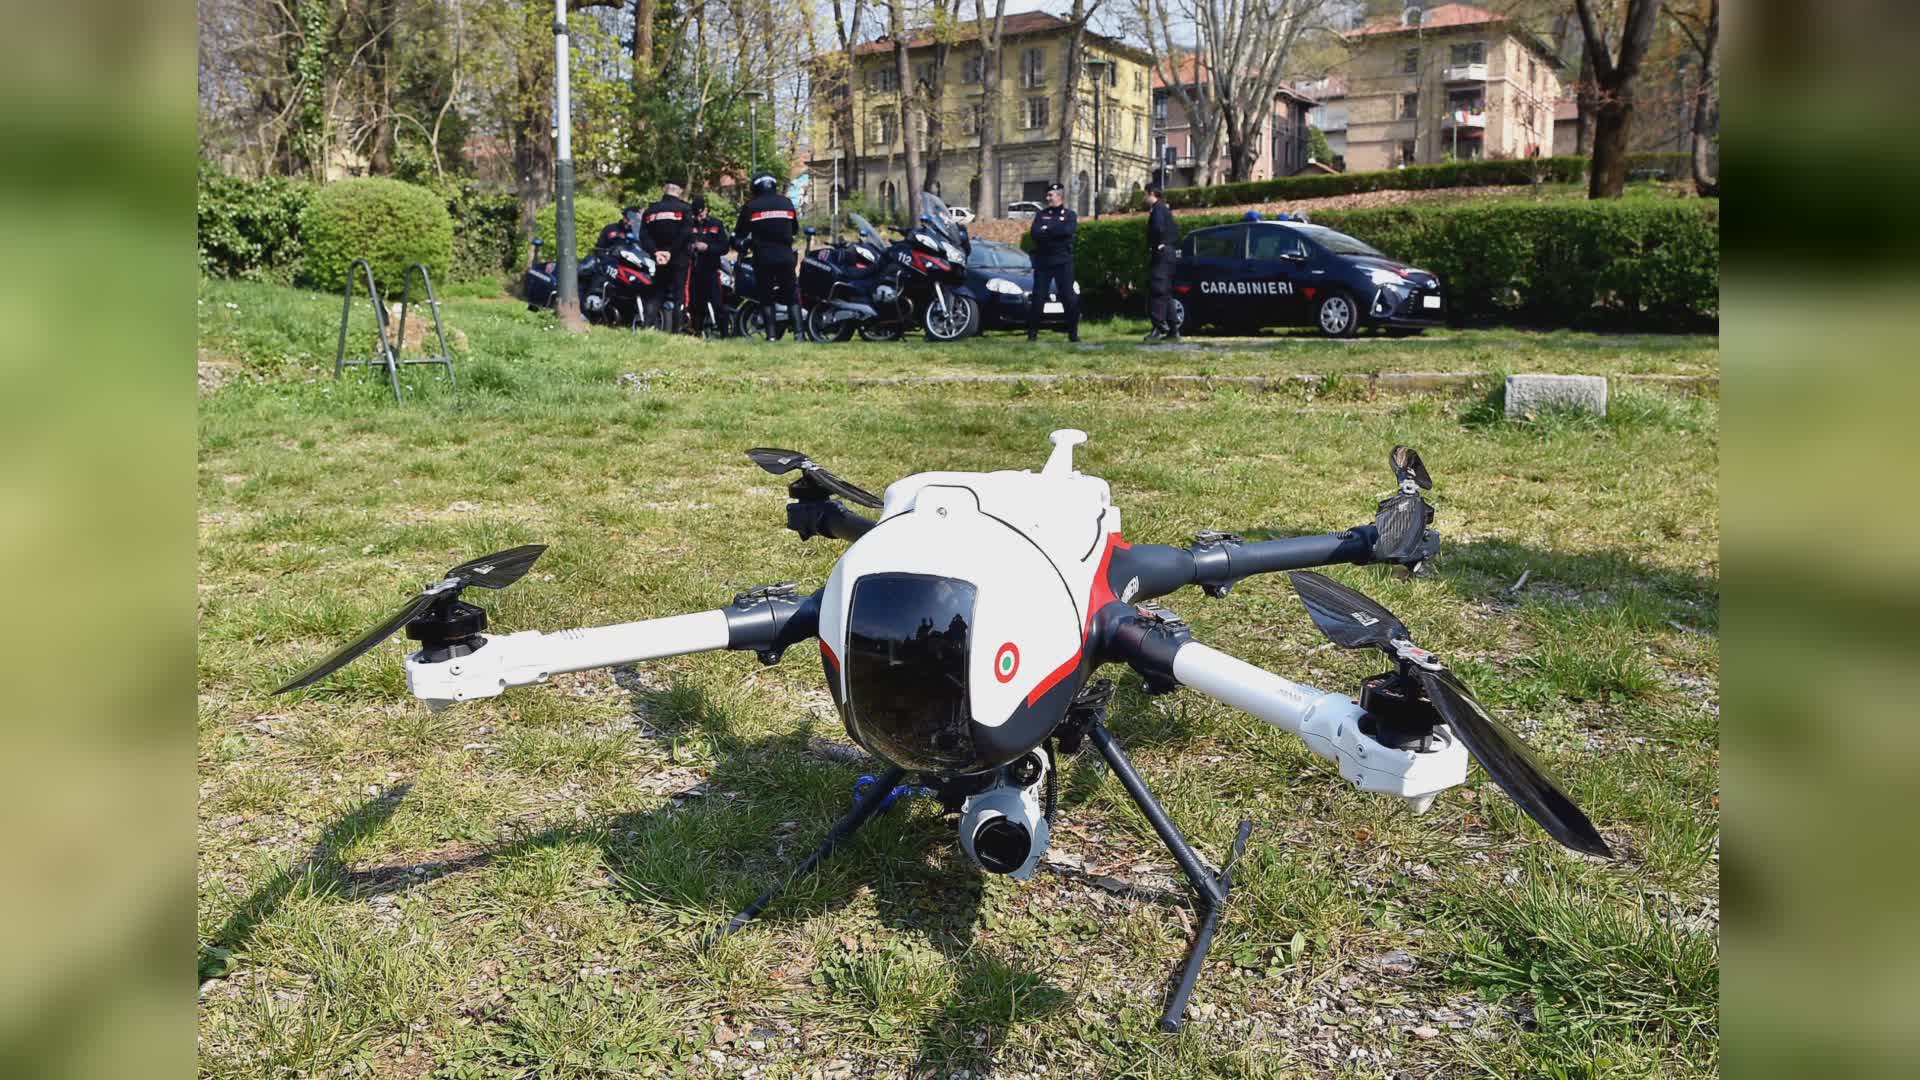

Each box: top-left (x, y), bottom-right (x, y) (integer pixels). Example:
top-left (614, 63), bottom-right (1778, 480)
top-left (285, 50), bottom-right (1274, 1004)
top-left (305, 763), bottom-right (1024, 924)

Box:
top-left (943, 205), bottom-right (977, 226)
top-left (1005, 201), bottom-right (1043, 219)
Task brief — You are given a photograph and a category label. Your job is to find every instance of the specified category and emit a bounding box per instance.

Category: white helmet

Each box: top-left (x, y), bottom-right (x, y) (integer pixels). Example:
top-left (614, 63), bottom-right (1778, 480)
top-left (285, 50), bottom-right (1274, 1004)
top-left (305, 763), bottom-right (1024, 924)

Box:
top-left (751, 173), bottom-right (778, 194)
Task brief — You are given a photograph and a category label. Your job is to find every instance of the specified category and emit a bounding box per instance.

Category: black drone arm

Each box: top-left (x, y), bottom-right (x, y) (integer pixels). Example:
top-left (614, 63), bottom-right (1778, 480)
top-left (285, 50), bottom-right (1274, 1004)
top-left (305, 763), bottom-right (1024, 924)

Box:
top-left (722, 584), bottom-right (823, 664)
top-left (785, 499), bottom-right (878, 542)
top-left (1113, 526), bottom-right (1398, 604)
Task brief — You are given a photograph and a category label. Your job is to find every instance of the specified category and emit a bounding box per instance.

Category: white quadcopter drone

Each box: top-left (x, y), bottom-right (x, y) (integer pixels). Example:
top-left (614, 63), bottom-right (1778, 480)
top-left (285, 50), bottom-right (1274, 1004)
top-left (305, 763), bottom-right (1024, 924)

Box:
top-left (276, 431), bottom-right (1609, 1032)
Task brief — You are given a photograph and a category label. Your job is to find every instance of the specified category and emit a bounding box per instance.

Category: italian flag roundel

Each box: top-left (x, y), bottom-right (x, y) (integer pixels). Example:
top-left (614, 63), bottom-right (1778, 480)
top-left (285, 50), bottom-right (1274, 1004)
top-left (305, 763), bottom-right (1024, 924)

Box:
top-left (994, 642), bottom-right (1020, 683)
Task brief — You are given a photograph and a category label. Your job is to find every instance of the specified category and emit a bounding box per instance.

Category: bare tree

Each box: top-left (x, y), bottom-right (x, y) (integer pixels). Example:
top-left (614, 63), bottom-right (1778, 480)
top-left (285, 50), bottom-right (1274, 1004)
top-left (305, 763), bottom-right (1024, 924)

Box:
top-left (1572, 0), bottom-right (1661, 197)
top-left (1134, 0), bottom-right (1327, 184)
top-left (919, 0), bottom-right (959, 196)
top-left (1052, 0), bottom-right (1103, 195)
top-left (1664, 0), bottom-right (1717, 195)
top-left (886, 0), bottom-right (925, 214)
top-left (828, 0), bottom-right (871, 198)
top-left (972, 0), bottom-right (1009, 215)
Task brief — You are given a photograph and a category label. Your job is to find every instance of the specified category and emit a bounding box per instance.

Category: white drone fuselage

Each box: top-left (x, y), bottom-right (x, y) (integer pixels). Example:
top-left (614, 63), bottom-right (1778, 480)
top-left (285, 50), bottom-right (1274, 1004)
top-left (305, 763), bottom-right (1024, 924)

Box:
top-left (405, 430), bottom-right (1466, 812)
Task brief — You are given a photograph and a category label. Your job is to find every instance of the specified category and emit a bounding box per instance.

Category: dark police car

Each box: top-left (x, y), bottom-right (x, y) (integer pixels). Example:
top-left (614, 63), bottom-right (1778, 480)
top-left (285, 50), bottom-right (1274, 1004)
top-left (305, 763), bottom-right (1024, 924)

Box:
top-left (965, 238), bottom-right (1076, 332)
top-left (1170, 217), bottom-right (1444, 337)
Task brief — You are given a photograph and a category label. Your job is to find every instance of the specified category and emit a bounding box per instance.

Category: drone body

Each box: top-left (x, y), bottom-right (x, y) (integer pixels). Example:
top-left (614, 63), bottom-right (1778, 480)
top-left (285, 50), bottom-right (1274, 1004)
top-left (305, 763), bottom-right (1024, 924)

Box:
top-left (279, 430), bottom-right (1607, 1032)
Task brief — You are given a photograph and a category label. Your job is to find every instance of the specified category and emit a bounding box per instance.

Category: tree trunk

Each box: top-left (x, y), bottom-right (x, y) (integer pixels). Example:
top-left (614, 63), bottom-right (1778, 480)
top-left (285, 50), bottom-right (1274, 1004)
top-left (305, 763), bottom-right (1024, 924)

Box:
top-left (888, 1), bottom-right (923, 216)
top-left (1573, 48), bottom-right (1595, 156)
top-left (1054, 0), bottom-right (1088, 191)
top-left (366, 0), bottom-right (399, 174)
top-left (634, 0), bottom-right (654, 80)
top-left (1689, 0), bottom-right (1719, 196)
top-left (974, 0), bottom-right (1007, 216)
top-left (1588, 102), bottom-right (1631, 198)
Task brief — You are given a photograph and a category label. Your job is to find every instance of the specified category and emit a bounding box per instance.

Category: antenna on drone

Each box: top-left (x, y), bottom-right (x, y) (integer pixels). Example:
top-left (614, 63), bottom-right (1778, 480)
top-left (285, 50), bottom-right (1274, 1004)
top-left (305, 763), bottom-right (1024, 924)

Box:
top-left (1043, 429), bottom-right (1088, 477)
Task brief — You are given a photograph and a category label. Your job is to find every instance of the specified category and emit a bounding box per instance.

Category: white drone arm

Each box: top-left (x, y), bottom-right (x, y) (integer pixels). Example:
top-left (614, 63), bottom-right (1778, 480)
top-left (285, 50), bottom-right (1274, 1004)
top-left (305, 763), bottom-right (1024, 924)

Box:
top-left (405, 610), bottom-right (730, 709)
top-left (1170, 641), bottom-right (1466, 811)
top-left (406, 585), bottom-right (818, 710)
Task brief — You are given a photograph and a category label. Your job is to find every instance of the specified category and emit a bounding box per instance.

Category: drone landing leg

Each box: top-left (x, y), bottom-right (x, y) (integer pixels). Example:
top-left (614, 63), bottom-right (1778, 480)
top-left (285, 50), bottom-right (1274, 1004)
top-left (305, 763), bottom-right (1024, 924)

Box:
top-left (1086, 720), bottom-right (1253, 1034)
top-left (703, 764), bottom-right (906, 949)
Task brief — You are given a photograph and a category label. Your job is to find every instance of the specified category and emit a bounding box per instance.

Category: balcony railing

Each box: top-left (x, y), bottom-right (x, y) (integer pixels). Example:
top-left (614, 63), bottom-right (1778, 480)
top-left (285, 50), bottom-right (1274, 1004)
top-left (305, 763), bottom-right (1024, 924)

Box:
top-left (1442, 110), bottom-right (1488, 130)
top-left (1443, 62), bottom-right (1489, 82)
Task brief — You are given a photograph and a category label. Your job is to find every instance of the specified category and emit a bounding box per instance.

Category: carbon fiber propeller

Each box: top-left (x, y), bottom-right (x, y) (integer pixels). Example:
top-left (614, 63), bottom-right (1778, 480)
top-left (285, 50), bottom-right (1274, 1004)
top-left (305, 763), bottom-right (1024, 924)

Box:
top-left (1373, 445), bottom-right (1436, 565)
top-left (745, 448), bottom-right (884, 508)
top-left (1287, 570), bottom-right (1611, 857)
top-left (273, 544), bottom-right (546, 694)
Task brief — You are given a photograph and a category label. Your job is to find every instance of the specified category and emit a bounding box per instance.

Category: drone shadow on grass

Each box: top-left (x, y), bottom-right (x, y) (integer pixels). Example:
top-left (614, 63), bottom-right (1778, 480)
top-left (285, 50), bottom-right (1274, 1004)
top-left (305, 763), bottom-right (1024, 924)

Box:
top-left (200, 682), bottom-right (1091, 1072)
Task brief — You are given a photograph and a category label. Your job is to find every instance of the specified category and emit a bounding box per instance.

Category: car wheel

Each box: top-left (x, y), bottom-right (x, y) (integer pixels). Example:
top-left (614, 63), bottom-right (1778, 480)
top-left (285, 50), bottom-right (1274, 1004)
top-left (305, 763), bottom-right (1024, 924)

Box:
top-left (1169, 297), bottom-right (1188, 333)
top-left (1316, 291), bottom-right (1358, 338)
top-left (924, 294), bottom-right (981, 342)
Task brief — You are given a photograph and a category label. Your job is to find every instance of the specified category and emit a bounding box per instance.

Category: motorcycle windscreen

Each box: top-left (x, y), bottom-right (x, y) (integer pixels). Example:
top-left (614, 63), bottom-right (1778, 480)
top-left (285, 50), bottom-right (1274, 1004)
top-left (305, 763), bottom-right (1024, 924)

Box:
top-left (843, 573), bottom-right (980, 773)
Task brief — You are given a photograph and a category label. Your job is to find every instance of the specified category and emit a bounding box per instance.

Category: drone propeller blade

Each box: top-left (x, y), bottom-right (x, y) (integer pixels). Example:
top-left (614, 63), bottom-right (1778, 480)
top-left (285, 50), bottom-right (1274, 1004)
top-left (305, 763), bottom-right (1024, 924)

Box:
top-left (1373, 492), bottom-right (1432, 564)
top-left (447, 544), bottom-right (547, 589)
top-left (1414, 667), bottom-right (1612, 857)
top-left (744, 447), bottom-right (884, 508)
top-left (273, 592), bottom-right (438, 694)
top-left (1391, 445), bottom-right (1432, 490)
top-left (1286, 570), bottom-right (1610, 858)
top-left (273, 544), bottom-right (547, 694)
top-left (1287, 570), bottom-right (1408, 651)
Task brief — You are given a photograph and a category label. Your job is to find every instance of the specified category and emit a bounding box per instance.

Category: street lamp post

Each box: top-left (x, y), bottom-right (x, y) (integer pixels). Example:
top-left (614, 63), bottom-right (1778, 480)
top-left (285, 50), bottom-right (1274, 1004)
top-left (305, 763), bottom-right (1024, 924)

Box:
top-left (743, 89), bottom-right (767, 177)
top-left (1084, 58), bottom-right (1109, 218)
top-left (552, 0), bottom-right (585, 331)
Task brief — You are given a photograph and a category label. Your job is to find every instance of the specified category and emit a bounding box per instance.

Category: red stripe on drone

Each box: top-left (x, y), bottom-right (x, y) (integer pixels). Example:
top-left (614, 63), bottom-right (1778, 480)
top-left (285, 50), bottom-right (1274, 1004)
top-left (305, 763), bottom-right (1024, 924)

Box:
top-left (819, 639), bottom-right (839, 671)
top-left (1025, 531), bottom-right (1128, 708)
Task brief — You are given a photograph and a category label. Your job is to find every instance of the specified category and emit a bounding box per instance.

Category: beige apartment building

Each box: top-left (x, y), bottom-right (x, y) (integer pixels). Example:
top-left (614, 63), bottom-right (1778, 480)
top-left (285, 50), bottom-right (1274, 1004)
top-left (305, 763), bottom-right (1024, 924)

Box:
top-left (807, 12), bottom-right (1155, 219)
top-left (1343, 3), bottom-right (1566, 172)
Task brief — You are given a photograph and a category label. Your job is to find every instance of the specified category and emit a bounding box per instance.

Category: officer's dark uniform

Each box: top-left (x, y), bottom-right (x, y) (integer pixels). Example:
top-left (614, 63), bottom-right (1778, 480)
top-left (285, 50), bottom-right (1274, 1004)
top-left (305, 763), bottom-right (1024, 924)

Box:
top-left (1026, 193), bottom-right (1080, 342)
top-left (596, 209), bottom-right (640, 251)
top-left (686, 202), bottom-right (731, 335)
top-left (735, 185), bottom-right (800, 340)
top-left (1146, 195), bottom-right (1180, 340)
top-left (641, 191), bottom-right (695, 331)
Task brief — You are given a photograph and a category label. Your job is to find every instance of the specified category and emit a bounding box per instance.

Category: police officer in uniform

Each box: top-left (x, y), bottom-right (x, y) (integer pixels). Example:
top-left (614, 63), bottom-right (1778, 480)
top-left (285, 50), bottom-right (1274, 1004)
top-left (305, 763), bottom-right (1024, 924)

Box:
top-left (641, 181), bottom-right (695, 333)
top-left (734, 173), bottom-right (800, 341)
top-left (1144, 182), bottom-right (1180, 342)
top-left (597, 207), bottom-right (641, 251)
top-left (685, 197), bottom-right (731, 336)
top-left (1025, 181), bottom-right (1079, 343)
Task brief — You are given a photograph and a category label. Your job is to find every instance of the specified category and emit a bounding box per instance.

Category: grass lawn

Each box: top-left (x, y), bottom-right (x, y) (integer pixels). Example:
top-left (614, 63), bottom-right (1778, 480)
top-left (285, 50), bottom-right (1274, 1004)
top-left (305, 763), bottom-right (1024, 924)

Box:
top-left (197, 279), bottom-right (1719, 1078)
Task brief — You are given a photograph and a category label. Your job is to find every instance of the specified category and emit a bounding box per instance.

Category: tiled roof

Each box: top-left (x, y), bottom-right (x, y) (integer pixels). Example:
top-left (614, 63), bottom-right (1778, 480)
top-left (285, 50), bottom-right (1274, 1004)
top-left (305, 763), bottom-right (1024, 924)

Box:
top-left (1153, 53), bottom-right (1318, 103)
top-left (1348, 3), bottom-right (1503, 37)
top-left (852, 11), bottom-right (1069, 56)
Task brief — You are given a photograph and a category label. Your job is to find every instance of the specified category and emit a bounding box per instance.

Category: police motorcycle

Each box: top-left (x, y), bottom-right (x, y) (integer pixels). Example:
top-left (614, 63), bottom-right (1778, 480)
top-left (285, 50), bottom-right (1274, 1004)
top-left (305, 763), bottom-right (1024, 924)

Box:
top-left (801, 192), bottom-right (979, 343)
top-left (727, 244), bottom-right (809, 342)
top-left (521, 218), bottom-right (663, 331)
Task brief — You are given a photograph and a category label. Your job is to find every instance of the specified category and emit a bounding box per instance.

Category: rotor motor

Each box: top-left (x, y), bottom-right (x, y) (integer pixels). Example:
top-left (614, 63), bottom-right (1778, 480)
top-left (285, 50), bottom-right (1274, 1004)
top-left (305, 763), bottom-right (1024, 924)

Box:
top-left (958, 748), bottom-right (1051, 880)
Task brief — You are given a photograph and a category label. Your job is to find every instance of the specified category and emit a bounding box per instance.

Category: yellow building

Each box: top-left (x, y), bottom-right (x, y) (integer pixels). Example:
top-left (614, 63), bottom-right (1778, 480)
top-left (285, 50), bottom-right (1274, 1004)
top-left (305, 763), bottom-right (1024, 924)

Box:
top-left (1342, 3), bottom-right (1566, 172)
top-left (807, 12), bottom-right (1155, 219)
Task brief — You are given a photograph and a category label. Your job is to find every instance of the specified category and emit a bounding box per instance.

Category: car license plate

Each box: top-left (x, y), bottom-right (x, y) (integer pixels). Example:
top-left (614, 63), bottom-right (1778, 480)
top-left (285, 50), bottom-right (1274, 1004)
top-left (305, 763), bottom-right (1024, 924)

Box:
top-left (1043, 302), bottom-right (1064, 314)
top-left (1422, 295), bottom-right (1442, 309)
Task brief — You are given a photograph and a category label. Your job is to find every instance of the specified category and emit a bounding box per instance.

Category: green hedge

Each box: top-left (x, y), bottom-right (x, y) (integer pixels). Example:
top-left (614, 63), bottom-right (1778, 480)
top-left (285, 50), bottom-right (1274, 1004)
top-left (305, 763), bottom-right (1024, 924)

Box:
top-left (1042, 200), bottom-right (1718, 329)
top-left (300, 177), bottom-right (454, 295)
top-left (198, 171), bottom-right (313, 282)
top-left (534, 196), bottom-right (624, 262)
top-left (1126, 153), bottom-right (1704, 212)
top-left (444, 180), bottom-right (522, 282)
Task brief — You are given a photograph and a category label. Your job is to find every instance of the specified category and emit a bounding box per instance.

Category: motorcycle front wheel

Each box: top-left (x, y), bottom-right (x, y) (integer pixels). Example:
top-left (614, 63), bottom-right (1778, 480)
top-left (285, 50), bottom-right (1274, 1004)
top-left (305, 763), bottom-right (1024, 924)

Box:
top-left (923, 294), bottom-right (981, 342)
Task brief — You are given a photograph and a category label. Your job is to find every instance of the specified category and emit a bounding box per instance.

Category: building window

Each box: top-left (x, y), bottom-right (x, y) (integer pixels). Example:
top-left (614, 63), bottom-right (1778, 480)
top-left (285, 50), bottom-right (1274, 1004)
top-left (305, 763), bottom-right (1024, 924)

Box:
top-left (1450, 42), bottom-right (1486, 66)
top-left (1135, 67), bottom-right (1145, 93)
top-left (1152, 92), bottom-right (1168, 124)
top-left (963, 53), bottom-right (984, 84)
top-left (1021, 48), bottom-right (1047, 88)
top-left (1403, 48), bottom-right (1419, 75)
top-left (1400, 139), bottom-right (1416, 165)
top-left (1528, 58), bottom-right (1538, 88)
top-left (970, 103), bottom-right (987, 137)
top-left (914, 61), bottom-right (936, 88)
top-left (1133, 112), bottom-right (1143, 145)
top-left (869, 109), bottom-right (897, 145)
top-left (1448, 90), bottom-right (1484, 115)
top-left (867, 66), bottom-right (899, 93)
top-left (1402, 92), bottom-right (1419, 120)
top-left (1025, 96), bottom-right (1049, 130)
